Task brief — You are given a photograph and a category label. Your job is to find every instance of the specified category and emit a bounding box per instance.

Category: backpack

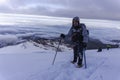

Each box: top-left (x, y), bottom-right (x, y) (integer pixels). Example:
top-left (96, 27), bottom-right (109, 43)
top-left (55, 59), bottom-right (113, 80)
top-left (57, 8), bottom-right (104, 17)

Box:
top-left (87, 30), bottom-right (89, 35)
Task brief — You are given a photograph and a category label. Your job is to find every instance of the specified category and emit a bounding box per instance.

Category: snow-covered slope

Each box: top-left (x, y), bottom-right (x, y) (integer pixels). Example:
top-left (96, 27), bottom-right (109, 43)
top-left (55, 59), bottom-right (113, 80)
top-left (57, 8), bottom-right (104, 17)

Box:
top-left (0, 13), bottom-right (120, 80)
top-left (0, 42), bottom-right (120, 80)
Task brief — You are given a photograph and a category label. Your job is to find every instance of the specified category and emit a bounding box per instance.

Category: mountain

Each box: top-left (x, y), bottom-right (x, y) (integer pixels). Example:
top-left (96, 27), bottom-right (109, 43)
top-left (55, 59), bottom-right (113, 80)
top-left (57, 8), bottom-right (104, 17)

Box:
top-left (0, 14), bottom-right (120, 80)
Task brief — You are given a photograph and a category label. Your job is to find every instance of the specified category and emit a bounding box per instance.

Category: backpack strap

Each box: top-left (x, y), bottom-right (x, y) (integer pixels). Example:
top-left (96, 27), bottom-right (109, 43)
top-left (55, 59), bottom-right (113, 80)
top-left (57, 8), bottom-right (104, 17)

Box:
top-left (80, 23), bottom-right (89, 43)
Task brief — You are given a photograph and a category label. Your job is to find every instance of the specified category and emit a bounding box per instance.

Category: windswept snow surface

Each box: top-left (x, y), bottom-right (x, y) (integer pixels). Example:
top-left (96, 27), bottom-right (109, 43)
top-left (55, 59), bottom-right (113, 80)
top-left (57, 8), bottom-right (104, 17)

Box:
top-left (0, 42), bottom-right (120, 80)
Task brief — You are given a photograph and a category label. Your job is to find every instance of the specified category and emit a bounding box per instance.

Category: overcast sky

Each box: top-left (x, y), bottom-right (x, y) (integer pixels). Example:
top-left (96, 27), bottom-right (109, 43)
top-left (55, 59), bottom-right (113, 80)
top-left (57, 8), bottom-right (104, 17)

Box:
top-left (0, 0), bottom-right (120, 20)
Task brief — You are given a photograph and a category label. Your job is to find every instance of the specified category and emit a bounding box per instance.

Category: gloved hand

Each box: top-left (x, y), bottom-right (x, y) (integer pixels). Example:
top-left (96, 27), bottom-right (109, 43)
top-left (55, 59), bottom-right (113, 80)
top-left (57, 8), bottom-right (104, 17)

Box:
top-left (83, 43), bottom-right (87, 48)
top-left (60, 34), bottom-right (65, 39)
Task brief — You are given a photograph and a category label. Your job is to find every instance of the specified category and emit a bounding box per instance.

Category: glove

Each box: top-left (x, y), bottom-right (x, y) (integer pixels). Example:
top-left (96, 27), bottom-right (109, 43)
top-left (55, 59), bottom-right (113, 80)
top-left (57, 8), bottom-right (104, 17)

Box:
top-left (60, 34), bottom-right (65, 39)
top-left (83, 43), bottom-right (87, 48)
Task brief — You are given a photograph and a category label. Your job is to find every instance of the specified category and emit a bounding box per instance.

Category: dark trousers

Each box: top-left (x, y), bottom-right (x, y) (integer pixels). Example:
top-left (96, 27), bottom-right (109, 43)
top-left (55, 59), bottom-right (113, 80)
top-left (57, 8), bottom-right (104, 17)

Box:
top-left (73, 44), bottom-right (84, 65)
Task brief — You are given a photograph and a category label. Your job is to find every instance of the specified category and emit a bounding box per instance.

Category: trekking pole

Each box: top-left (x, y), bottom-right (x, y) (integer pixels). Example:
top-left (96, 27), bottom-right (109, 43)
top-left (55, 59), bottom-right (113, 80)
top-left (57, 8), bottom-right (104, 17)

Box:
top-left (52, 38), bottom-right (62, 65)
top-left (83, 48), bottom-right (87, 68)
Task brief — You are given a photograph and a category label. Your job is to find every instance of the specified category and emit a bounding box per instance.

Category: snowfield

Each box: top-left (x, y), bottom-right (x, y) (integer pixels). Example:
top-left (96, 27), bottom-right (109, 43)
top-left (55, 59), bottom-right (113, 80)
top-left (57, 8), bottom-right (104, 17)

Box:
top-left (0, 42), bottom-right (120, 80)
top-left (0, 13), bottom-right (120, 80)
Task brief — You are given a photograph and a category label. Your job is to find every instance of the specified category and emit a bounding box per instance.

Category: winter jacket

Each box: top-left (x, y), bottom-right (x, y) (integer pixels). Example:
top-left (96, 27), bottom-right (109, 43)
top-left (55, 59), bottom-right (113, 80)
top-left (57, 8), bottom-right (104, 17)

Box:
top-left (65, 23), bottom-right (89, 44)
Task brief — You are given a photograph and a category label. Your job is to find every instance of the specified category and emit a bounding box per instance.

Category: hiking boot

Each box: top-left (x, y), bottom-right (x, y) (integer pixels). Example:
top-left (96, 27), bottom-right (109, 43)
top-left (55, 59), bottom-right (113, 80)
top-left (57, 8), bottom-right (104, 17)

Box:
top-left (71, 61), bottom-right (76, 64)
top-left (76, 64), bottom-right (83, 68)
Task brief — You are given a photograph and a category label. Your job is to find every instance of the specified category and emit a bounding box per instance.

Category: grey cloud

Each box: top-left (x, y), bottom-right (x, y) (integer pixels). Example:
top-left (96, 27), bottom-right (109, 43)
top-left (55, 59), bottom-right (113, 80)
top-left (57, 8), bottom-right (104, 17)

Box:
top-left (0, 0), bottom-right (120, 20)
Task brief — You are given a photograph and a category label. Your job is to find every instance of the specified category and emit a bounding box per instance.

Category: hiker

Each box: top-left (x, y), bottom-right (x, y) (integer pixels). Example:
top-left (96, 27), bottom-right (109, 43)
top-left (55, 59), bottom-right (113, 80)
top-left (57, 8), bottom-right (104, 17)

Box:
top-left (106, 44), bottom-right (111, 50)
top-left (97, 47), bottom-right (102, 52)
top-left (60, 16), bottom-right (89, 67)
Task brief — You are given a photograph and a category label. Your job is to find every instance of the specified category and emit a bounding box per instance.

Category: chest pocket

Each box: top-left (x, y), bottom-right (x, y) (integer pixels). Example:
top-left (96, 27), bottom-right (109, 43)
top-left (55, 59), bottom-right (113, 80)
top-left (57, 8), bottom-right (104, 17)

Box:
top-left (71, 28), bottom-right (83, 42)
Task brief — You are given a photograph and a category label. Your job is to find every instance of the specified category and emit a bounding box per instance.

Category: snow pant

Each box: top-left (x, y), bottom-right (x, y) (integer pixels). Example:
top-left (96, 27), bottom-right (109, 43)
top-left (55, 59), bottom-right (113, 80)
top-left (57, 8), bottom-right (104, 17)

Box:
top-left (73, 44), bottom-right (84, 65)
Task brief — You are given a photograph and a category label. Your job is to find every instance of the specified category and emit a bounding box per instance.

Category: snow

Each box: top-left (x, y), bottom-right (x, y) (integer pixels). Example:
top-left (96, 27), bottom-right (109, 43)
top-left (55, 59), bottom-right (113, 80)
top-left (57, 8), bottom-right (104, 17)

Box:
top-left (0, 13), bottom-right (120, 80)
top-left (0, 42), bottom-right (55, 80)
top-left (0, 41), bottom-right (120, 80)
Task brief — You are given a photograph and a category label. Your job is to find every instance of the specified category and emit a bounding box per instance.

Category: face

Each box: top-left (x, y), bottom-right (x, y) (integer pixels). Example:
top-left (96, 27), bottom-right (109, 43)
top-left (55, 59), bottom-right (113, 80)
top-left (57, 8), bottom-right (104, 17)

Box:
top-left (73, 20), bottom-right (79, 26)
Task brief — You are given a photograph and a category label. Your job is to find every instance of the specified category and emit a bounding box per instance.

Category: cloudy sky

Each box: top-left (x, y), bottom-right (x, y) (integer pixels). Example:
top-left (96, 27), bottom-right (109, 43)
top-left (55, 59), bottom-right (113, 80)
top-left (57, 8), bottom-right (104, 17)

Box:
top-left (0, 0), bottom-right (120, 20)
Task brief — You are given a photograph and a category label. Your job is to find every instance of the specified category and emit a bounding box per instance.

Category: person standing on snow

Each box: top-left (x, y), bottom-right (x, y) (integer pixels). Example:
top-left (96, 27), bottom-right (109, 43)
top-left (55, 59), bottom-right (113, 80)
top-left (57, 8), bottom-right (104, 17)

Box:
top-left (60, 16), bottom-right (89, 67)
